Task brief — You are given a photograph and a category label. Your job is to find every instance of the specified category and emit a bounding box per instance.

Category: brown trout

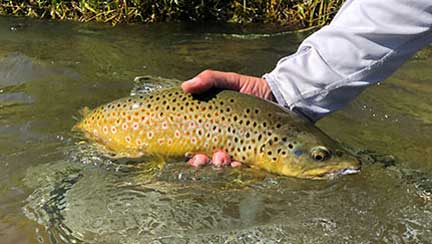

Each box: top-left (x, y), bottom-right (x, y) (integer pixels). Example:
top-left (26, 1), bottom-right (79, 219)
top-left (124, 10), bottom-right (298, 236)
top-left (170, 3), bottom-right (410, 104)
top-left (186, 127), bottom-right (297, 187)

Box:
top-left (74, 86), bottom-right (360, 179)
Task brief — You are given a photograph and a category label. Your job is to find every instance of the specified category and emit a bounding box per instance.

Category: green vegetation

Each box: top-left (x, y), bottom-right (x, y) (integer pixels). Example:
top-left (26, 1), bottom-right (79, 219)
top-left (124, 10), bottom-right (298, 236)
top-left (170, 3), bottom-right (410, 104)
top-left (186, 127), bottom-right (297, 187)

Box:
top-left (0, 0), bottom-right (344, 28)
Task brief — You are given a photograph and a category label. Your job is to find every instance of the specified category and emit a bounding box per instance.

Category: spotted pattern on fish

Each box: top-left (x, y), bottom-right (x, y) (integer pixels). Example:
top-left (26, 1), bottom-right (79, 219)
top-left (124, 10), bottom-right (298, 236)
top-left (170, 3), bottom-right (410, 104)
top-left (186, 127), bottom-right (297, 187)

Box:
top-left (75, 87), bottom-right (360, 179)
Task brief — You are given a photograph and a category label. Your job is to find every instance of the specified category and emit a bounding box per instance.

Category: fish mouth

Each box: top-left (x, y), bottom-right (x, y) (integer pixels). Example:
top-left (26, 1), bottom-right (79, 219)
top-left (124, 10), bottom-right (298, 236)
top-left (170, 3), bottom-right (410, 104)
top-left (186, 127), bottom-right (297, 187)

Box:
top-left (302, 165), bottom-right (361, 180)
top-left (319, 166), bottom-right (361, 180)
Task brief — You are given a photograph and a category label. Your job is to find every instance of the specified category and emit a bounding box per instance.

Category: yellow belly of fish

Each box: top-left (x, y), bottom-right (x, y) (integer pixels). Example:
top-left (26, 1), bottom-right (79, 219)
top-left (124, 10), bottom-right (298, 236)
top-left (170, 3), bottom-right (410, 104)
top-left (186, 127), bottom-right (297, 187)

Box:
top-left (84, 111), bottom-right (258, 165)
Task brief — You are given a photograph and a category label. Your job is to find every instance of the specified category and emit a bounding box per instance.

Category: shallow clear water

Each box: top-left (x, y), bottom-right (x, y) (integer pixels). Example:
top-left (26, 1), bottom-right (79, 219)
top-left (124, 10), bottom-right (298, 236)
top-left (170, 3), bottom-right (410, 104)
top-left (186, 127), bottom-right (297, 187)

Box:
top-left (0, 17), bottom-right (431, 244)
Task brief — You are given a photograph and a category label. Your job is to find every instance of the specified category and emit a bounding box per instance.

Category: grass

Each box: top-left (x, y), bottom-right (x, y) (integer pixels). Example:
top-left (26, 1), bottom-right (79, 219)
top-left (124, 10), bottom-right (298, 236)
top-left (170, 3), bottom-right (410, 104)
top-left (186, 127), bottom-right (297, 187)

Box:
top-left (0, 0), bottom-right (345, 28)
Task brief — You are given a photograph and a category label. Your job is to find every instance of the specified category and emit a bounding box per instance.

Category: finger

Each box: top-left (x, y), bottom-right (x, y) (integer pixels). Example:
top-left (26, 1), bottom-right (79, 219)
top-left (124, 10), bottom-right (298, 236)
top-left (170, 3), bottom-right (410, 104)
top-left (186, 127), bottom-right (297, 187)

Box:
top-left (181, 76), bottom-right (212, 94)
top-left (182, 70), bottom-right (242, 94)
top-left (230, 161), bottom-right (242, 168)
top-left (187, 154), bottom-right (210, 167)
top-left (211, 150), bottom-right (231, 167)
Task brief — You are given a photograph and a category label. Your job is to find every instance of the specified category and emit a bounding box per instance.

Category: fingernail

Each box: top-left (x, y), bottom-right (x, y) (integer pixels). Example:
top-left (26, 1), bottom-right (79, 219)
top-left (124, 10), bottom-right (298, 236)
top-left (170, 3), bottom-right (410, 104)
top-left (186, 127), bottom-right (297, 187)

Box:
top-left (183, 77), bottom-right (199, 85)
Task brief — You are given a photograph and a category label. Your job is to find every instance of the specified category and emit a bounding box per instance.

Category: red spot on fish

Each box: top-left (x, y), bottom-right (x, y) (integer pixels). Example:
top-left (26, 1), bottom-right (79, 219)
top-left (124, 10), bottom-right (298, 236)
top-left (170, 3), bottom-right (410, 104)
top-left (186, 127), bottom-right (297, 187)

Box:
top-left (174, 130), bottom-right (180, 138)
top-left (191, 137), bottom-right (197, 144)
top-left (111, 126), bottom-right (117, 134)
top-left (125, 136), bottom-right (131, 143)
top-left (122, 123), bottom-right (128, 130)
top-left (147, 131), bottom-right (153, 139)
top-left (132, 122), bottom-right (139, 130)
top-left (189, 121), bottom-right (195, 128)
top-left (136, 139), bottom-right (142, 145)
top-left (167, 139), bottom-right (172, 145)
top-left (158, 138), bottom-right (164, 145)
top-left (162, 122), bottom-right (168, 129)
top-left (103, 126), bottom-right (108, 134)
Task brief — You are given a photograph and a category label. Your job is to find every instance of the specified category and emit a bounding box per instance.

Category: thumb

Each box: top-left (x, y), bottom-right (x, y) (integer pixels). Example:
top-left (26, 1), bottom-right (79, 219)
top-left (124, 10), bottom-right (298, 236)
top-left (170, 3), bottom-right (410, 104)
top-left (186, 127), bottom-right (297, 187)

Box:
top-left (181, 76), bottom-right (212, 93)
top-left (182, 70), bottom-right (242, 94)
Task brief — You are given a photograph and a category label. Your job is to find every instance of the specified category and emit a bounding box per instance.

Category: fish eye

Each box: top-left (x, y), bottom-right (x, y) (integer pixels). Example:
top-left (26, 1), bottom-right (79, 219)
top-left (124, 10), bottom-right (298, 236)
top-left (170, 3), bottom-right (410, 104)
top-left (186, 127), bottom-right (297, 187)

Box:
top-left (310, 146), bottom-right (331, 162)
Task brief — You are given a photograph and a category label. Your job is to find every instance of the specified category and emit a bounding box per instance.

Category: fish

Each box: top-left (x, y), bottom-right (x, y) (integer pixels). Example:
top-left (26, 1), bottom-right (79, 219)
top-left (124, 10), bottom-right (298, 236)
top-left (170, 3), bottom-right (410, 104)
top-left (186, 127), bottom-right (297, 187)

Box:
top-left (74, 86), bottom-right (361, 179)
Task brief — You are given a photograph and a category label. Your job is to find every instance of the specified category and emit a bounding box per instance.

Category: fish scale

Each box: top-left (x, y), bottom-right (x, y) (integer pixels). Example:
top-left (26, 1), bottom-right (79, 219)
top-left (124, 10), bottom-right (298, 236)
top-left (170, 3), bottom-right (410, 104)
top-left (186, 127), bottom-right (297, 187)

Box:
top-left (75, 86), bottom-right (361, 179)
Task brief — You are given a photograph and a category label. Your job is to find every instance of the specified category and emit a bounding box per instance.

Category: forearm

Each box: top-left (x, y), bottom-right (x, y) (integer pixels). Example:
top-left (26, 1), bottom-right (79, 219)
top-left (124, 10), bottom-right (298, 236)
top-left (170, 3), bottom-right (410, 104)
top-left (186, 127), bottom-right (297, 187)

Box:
top-left (264, 0), bottom-right (432, 122)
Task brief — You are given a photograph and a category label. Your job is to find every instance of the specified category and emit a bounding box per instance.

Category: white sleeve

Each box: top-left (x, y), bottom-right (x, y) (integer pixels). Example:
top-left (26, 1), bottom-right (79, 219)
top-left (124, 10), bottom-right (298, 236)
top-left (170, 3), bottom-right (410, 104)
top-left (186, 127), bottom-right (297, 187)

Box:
top-left (263, 0), bottom-right (432, 122)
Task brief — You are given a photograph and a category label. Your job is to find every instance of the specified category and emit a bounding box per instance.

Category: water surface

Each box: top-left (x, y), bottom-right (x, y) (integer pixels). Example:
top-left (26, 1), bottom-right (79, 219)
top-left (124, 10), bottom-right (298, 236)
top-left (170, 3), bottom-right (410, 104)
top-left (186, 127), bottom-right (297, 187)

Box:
top-left (0, 17), bottom-right (431, 243)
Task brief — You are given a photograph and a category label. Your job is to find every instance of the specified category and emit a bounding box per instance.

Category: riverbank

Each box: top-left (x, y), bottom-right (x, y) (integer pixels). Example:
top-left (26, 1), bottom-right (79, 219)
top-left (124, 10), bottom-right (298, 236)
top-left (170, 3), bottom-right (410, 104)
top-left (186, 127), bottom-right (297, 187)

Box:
top-left (0, 0), bottom-right (344, 28)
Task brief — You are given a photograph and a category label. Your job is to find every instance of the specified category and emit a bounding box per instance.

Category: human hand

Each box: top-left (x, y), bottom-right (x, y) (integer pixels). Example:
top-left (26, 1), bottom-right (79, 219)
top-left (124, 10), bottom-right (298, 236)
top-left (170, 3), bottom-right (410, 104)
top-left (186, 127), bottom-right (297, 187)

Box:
top-left (181, 70), bottom-right (275, 101)
top-left (182, 70), bottom-right (275, 170)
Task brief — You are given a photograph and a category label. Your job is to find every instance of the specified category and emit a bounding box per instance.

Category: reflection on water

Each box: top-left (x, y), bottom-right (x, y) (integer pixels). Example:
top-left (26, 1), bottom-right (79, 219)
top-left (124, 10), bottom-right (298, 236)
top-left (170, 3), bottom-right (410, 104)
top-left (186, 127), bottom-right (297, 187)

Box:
top-left (0, 16), bottom-right (431, 243)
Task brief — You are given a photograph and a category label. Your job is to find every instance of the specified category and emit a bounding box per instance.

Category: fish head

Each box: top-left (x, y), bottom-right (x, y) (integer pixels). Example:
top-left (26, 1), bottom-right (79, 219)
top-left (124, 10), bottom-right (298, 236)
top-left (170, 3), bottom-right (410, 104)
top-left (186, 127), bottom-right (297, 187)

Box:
top-left (276, 128), bottom-right (361, 180)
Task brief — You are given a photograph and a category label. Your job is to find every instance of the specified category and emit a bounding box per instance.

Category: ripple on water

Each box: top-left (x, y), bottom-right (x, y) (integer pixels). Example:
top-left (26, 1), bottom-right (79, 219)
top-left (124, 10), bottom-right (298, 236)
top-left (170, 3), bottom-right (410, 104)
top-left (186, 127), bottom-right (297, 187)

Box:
top-left (22, 145), bottom-right (432, 243)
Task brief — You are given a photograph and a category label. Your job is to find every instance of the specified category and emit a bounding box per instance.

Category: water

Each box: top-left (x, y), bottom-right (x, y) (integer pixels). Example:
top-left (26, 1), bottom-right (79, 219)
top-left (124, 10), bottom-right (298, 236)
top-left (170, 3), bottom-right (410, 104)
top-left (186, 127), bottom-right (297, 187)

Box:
top-left (0, 16), bottom-right (431, 243)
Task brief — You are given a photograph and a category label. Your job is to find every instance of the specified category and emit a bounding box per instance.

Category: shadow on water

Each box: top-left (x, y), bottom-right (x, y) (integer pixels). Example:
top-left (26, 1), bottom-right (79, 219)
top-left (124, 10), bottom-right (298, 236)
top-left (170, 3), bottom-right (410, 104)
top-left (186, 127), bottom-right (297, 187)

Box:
top-left (0, 17), bottom-right (431, 243)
